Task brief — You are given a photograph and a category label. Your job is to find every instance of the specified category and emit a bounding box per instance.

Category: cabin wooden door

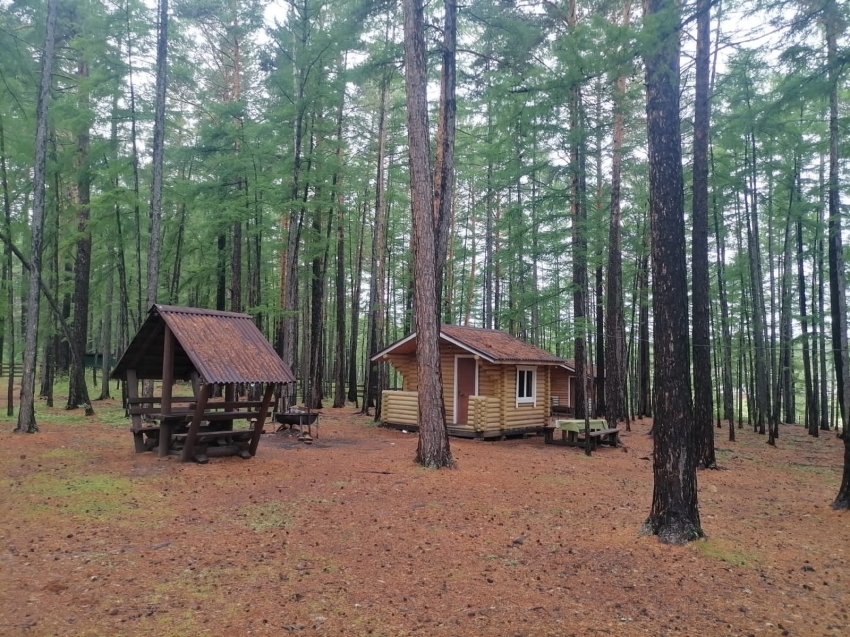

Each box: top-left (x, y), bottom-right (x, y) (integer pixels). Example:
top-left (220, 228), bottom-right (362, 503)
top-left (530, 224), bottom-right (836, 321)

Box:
top-left (455, 357), bottom-right (477, 424)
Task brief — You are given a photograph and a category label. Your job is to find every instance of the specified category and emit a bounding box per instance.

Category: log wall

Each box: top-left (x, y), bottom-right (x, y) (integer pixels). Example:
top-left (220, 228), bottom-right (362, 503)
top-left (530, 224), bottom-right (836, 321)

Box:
top-left (499, 365), bottom-right (549, 430)
top-left (382, 390), bottom-right (419, 426)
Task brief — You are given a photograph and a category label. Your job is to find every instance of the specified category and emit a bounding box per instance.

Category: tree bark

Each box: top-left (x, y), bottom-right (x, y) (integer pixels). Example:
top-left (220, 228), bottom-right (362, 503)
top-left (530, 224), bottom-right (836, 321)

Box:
top-left (640, 0), bottom-right (702, 543)
top-left (125, 1), bottom-right (143, 332)
top-left (806, 212), bottom-right (820, 433)
top-left (364, 71), bottom-right (391, 415)
top-left (1, 115), bottom-right (13, 416)
top-left (432, 0), bottom-right (457, 315)
top-left (66, 54), bottom-right (94, 415)
top-left (0, 117), bottom-right (8, 381)
top-left (817, 155), bottom-right (829, 431)
top-left (402, 0), bottom-right (453, 468)
top-left (332, 173), bottom-right (347, 408)
top-left (148, 0), bottom-right (168, 311)
top-left (636, 246), bottom-right (651, 417)
top-left (16, 0), bottom-right (58, 433)
top-left (99, 247), bottom-right (114, 400)
top-left (347, 197), bottom-right (366, 405)
top-left (604, 0), bottom-right (631, 427)
top-left (569, 0), bottom-right (588, 420)
top-left (825, 10), bottom-right (850, 507)
top-left (743, 135), bottom-right (770, 436)
top-left (692, 0), bottom-right (714, 467)
top-left (711, 144), bottom-right (734, 426)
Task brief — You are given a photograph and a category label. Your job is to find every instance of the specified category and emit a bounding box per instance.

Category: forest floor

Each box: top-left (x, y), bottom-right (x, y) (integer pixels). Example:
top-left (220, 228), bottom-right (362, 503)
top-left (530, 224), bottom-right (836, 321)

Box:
top-left (1, 383), bottom-right (849, 637)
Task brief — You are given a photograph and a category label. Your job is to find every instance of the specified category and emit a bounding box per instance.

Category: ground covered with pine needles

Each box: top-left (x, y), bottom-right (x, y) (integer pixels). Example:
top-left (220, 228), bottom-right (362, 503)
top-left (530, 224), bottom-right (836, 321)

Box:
top-left (1, 383), bottom-right (849, 636)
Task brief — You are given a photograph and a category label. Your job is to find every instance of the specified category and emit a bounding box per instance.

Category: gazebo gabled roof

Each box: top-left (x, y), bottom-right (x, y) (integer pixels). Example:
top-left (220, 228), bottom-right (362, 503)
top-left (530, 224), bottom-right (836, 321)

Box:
top-left (372, 324), bottom-right (565, 366)
top-left (112, 305), bottom-right (295, 385)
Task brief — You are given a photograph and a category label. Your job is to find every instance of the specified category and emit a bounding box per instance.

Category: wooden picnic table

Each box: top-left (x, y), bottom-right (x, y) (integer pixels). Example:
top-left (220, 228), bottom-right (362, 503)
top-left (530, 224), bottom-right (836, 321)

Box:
top-left (127, 391), bottom-right (269, 462)
top-left (543, 419), bottom-right (619, 448)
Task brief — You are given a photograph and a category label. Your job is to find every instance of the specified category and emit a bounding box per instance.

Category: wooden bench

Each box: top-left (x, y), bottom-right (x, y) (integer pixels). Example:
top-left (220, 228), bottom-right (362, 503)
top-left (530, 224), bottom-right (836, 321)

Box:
top-left (172, 430), bottom-right (255, 463)
top-left (550, 397), bottom-right (574, 419)
top-left (587, 428), bottom-right (620, 447)
top-left (172, 430), bottom-right (254, 442)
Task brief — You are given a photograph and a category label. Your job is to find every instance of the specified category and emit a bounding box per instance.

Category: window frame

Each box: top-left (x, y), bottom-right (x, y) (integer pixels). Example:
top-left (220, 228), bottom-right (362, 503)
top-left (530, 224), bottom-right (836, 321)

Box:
top-left (515, 366), bottom-right (537, 407)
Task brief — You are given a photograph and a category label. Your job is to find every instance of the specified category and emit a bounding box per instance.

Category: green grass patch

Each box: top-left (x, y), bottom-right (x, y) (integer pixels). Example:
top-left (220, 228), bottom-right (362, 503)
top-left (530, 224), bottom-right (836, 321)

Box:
top-left (788, 462), bottom-right (839, 476)
top-left (236, 500), bottom-right (296, 531)
top-left (692, 538), bottom-right (758, 567)
top-left (19, 473), bottom-right (137, 521)
top-left (40, 447), bottom-right (88, 462)
top-left (97, 405), bottom-right (136, 427)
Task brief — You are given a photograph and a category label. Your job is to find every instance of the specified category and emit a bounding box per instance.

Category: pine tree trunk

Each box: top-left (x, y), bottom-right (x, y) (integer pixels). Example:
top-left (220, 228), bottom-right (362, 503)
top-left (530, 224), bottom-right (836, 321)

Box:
top-left (825, 14), bottom-right (850, 507)
top-left (0, 117), bottom-right (8, 380)
top-left (347, 198), bottom-right (367, 405)
top-left (16, 0), bottom-right (58, 433)
top-left (66, 55), bottom-right (94, 415)
top-left (432, 0), bottom-right (456, 314)
top-left (641, 0), bottom-right (702, 543)
top-left (99, 247), bottom-right (114, 400)
top-left (817, 155), bottom-right (829, 431)
top-left (1, 115), bottom-right (13, 416)
top-left (332, 69), bottom-right (348, 409)
top-left (148, 0), bottom-right (167, 310)
top-left (595, 265), bottom-right (604, 417)
top-left (604, 0), bottom-right (630, 426)
top-left (770, 185), bottom-right (794, 444)
top-left (333, 184), bottom-right (347, 408)
top-left (637, 248), bottom-right (651, 417)
top-left (402, 0), bottom-right (453, 469)
top-left (692, 0), bottom-right (714, 467)
top-left (797, 193), bottom-right (816, 435)
top-left (711, 145), bottom-right (734, 425)
top-left (568, 0), bottom-right (588, 420)
top-left (484, 109), bottom-right (494, 330)
top-left (743, 137), bottom-right (770, 436)
top-left (125, 4), bottom-right (143, 332)
top-left (231, 220), bottom-right (242, 312)
top-left (307, 204), bottom-right (332, 410)
top-left (363, 73), bottom-right (390, 414)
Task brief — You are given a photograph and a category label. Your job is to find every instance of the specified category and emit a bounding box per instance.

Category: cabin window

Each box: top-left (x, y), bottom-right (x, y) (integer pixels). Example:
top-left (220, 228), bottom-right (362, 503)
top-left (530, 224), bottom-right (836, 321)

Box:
top-left (516, 367), bottom-right (537, 406)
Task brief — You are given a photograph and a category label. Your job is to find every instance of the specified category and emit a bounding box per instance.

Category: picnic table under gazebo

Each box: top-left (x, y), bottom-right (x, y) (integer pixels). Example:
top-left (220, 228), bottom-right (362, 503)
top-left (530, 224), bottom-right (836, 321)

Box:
top-left (111, 305), bottom-right (295, 463)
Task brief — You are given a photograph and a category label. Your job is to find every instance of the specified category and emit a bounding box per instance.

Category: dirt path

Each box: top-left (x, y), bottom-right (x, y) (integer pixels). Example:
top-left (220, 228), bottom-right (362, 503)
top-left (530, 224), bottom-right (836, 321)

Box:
top-left (1, 397), bottom-right (849, 636)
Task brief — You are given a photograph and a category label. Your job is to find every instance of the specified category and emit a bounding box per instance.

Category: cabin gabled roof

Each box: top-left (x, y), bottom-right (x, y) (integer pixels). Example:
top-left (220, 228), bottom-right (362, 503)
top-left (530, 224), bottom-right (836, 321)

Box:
top-left (557, 360), bottom-right (596, 379)
top-left (112, 305), bottom-right (295, 385)
top-left (372, 324), bottom-right (565, 366)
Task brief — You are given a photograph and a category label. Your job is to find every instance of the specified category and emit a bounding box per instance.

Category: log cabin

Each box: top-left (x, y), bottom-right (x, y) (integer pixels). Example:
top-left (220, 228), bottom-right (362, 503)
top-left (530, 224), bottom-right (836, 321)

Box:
top-left (373, 325), bottom-right (569, 439)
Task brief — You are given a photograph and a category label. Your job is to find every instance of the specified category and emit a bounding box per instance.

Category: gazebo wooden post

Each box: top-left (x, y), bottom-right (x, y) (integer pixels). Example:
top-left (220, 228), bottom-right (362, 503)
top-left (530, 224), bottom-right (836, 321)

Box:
top-left (190, 372), bottom-right (201, 398)
top-left (181, 384), bottom-right (211, 462)
top-left (223, 383), bottom-right (235, 431)
top-left (158, 325), bottom-right (175, 457)
top-left (249, 383), bottom-right (276, 456)
top-left (127, 369), bottom-right (144, 452)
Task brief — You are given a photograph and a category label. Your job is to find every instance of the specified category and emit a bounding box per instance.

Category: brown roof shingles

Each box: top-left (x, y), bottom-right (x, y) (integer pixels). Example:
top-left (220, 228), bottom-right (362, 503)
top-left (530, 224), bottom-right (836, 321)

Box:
top-left (373, 324), bottom-right (564, 365)
top-left (440, 325), bottom-right (564, 364)
top-left (113, 305), bottom-right (295, 385)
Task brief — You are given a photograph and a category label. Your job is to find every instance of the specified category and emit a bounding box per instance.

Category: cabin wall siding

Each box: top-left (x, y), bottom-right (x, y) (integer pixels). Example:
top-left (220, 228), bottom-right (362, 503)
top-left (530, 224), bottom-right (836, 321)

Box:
top-left (551, 368), bottom-right (572, 407)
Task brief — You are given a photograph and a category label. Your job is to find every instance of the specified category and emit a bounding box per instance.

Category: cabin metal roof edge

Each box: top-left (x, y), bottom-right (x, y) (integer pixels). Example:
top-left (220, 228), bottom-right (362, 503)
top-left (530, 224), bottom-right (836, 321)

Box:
top-left (112, 304), bottom-right (295, 385)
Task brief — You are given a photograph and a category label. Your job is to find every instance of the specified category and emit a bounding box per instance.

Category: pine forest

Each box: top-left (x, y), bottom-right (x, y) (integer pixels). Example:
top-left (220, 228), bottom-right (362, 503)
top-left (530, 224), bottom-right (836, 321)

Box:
top-left (3, 0), bottom-right (850, 519)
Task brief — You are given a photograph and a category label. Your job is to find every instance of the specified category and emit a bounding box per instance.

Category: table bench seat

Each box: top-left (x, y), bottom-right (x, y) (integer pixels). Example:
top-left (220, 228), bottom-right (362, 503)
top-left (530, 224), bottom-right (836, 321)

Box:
top-left (587, 428), bottom-right (620, 446)
top-left (172, 430), bottom-right (254, 442)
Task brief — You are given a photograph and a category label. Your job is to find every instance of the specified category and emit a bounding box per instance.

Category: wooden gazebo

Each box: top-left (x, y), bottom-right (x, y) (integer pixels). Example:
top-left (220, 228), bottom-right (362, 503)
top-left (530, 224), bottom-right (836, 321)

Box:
top-left (112, 305), bottom-right (295, 463)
